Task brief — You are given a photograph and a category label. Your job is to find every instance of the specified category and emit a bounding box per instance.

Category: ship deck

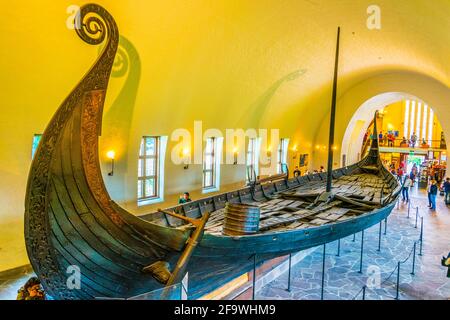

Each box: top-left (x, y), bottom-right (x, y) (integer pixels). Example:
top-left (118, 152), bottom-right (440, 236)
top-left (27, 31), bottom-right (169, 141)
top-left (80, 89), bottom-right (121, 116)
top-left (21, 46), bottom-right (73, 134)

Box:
top-left (204, 173), bottom-right (393, 235)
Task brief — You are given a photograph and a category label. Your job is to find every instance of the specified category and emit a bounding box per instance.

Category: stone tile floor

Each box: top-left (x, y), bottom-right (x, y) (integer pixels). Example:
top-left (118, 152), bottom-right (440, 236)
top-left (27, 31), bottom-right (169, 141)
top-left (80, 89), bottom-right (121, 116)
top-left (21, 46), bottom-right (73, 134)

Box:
top-left (256, 187), bottom-right (450, 300)
top-left (0, 188), bottom-right (449, 300)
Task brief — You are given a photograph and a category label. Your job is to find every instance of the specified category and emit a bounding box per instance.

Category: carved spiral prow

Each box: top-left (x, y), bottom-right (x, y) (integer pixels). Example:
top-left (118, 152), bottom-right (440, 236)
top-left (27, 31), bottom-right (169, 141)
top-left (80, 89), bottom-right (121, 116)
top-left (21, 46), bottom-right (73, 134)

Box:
top-left (73, 3), bottom-right (119, 91)
top-left (75, 4), bottom-right (115, 46)
top-left (24, 3), bottom-right (121, 299)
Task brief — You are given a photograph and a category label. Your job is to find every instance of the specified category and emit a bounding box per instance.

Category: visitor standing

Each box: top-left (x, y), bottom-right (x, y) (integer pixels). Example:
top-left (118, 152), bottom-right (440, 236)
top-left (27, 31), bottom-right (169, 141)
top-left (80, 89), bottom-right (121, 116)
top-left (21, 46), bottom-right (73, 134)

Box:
top-left (293, 166), bottom-right (301, 178)
top-left (178, 192), bottom-right (192, 204)
top-left (421, 138), bottom-right (427, 146)
top-left (388, 133), bottom-right (395, 147)
top-left (397, 166), bottom-right (404, 182)
top-left (427, 179), bottom-right (433, 208)
top-left (429, 180), bottom-right (438, 210)
top-left (400, 137), bottom-right (408, 146)
top-left (378, 131), bottom-right (384, 145)
top-left (410, 132), bottom-right (417, 147)
top-left (411, 163), bottom-right (418, 176)
top-left (410, 167), bottom-right (417, 187)
top-left (443, 177), bottom-right (450, 205)
top-left (402, 175), bottom-right (412, 202)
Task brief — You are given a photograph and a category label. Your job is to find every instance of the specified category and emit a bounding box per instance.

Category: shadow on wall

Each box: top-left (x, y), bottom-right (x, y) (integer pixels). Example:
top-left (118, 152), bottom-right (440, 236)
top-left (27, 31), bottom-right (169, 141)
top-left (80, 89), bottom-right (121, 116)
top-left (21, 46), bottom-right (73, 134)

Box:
top-left (100, 36), bottom-right (141, 202)
top-left (237, 69), bottom-right (307, 128)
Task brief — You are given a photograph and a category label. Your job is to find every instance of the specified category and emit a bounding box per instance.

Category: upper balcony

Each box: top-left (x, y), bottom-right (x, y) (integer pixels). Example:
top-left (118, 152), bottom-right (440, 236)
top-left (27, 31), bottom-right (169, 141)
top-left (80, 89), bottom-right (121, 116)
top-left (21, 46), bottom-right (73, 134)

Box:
top-left (361, 138), bottom-right (447, 157)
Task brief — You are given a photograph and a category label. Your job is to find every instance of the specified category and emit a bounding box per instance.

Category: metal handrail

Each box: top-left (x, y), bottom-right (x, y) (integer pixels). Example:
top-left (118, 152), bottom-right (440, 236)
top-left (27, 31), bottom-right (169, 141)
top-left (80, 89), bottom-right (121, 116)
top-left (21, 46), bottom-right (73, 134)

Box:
top-left (362, 137), bottom-right (446, 155)
top-left (376, 138), bottom-right (444, 148)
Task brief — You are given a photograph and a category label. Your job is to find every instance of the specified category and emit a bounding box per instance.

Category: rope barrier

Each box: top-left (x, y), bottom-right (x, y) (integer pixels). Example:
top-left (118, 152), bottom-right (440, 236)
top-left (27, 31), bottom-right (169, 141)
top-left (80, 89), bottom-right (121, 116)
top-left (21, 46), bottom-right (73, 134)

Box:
top-left (351, 200), bottom-right (424, 300)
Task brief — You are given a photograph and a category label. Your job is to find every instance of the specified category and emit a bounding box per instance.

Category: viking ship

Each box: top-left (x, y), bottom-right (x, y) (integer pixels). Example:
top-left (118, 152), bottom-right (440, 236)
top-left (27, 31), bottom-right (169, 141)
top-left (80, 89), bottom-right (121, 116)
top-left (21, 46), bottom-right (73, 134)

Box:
top-left (24, 4), bottom-right (401, 300)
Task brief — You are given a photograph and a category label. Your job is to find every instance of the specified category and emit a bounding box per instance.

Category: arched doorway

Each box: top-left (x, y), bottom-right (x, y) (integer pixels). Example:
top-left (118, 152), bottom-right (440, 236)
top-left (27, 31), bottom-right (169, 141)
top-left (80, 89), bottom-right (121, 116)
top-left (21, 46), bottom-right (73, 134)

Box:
top-left (341, 92), bottom-right (448, 185)
top-left (341, 92), bottom-right (422, 165)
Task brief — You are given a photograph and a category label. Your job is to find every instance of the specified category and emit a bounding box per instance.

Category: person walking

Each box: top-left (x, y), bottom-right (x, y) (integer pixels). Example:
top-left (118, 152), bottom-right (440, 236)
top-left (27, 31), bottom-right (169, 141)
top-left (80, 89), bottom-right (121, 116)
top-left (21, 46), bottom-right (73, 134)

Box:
top-left (402, 175), bottom-right (412, 203)
top-left (443, 177), bottom-right (450, 205)
top-left (429, 179), bottom-right (438, 210)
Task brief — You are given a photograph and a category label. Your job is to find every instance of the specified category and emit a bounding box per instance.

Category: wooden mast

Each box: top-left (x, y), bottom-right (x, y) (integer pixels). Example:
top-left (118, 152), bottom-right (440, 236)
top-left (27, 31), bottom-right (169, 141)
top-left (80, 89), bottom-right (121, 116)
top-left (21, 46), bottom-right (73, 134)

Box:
top-left (326, 27), bottom-right (341, 193)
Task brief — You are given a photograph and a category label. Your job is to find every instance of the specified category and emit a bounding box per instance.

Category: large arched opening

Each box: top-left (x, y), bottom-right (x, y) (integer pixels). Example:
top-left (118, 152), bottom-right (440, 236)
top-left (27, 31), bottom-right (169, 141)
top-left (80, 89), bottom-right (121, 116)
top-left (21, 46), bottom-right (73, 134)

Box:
top-left (341, 92), bottom-right (426, 165)
top-left (341, 92), bottom-right (448, 185)
top-left (312, 71), bottom-right (450, 174)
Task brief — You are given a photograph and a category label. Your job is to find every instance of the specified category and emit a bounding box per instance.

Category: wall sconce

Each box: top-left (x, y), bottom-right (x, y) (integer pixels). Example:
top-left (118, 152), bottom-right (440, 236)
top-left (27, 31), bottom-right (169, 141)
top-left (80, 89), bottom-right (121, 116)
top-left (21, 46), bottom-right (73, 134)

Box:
top-left (292, 145), bottom-right (298, 159)
top-left (106, 150), bottom-right (115, 176)
top-left (182, 147), bottom-right (190, 170)
top-left (267, 146), bottom-right (272, 161)
top-left (233, 147), bottom-right (238, 165)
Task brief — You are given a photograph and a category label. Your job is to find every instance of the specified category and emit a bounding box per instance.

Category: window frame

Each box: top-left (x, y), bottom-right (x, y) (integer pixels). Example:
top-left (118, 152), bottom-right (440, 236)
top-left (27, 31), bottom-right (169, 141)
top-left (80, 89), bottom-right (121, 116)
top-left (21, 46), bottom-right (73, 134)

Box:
top-left (203, 137), bottom-right (216, 190)
top-left (246, 137), bottom-right (260, 182)
top-left (277, 138), bottom-right (289, 174)
top-left (137, 136), bottom-right (160, 201)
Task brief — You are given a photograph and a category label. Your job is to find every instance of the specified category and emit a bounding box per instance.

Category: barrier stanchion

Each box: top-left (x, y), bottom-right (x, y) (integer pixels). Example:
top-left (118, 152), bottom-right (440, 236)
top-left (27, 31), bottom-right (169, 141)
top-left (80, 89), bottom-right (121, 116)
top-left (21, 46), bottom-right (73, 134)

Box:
top-left (287, 253), bottom-right (292, 292)
top-left (336, 239), bottom-right (341, 257)
top-left (411, 242), bottom-right (417, 275)
top-left (395, 262), bottom-right (401, 300)
top-left (352, 233), bottom-right (356, 242)
top-left (419, 217), bottom-right (424, 256)
top-left (378, 221), bottom-right (382, 252)
top-left (362, 286), bottom-right (366, 300)
top-left (321, 244), bottom-right (326, 300)
top-left (384, 218), bottom-right (387, 235)
top-left (415, 207), bottom-right (419, 228)
top-left (359, 230), bottom-right (364, 273)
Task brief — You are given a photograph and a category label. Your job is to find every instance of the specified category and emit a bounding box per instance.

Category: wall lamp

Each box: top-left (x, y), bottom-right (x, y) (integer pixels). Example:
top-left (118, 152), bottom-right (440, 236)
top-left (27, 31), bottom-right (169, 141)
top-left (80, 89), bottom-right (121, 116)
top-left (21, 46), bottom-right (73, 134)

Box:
top-left (107, 150), bottom-right (115, 176)
top-left (182, 148), bottom-right (190, 170)
top-left (292, 145), bottom-right (298, 159)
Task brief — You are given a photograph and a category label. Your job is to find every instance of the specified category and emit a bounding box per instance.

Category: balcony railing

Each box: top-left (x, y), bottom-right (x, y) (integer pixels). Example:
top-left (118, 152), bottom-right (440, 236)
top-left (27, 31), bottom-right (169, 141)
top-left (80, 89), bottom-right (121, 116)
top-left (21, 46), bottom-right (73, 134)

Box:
top-left (361, 138), bottom-right (446, 156)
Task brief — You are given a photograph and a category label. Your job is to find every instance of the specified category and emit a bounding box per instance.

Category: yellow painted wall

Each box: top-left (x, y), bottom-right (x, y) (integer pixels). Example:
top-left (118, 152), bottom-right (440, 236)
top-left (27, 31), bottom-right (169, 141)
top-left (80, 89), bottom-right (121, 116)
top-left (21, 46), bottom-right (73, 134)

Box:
top-left (1, 0), bottom-right (450, 272)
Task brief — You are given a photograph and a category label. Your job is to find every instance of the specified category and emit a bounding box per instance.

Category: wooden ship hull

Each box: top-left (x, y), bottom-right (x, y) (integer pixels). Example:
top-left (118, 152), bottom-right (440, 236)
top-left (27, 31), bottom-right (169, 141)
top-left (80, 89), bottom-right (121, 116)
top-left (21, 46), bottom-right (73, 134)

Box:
top-left (146, 155), bottom-right (400, 299)
top-left (24, 4), bottom-right (401, 300)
